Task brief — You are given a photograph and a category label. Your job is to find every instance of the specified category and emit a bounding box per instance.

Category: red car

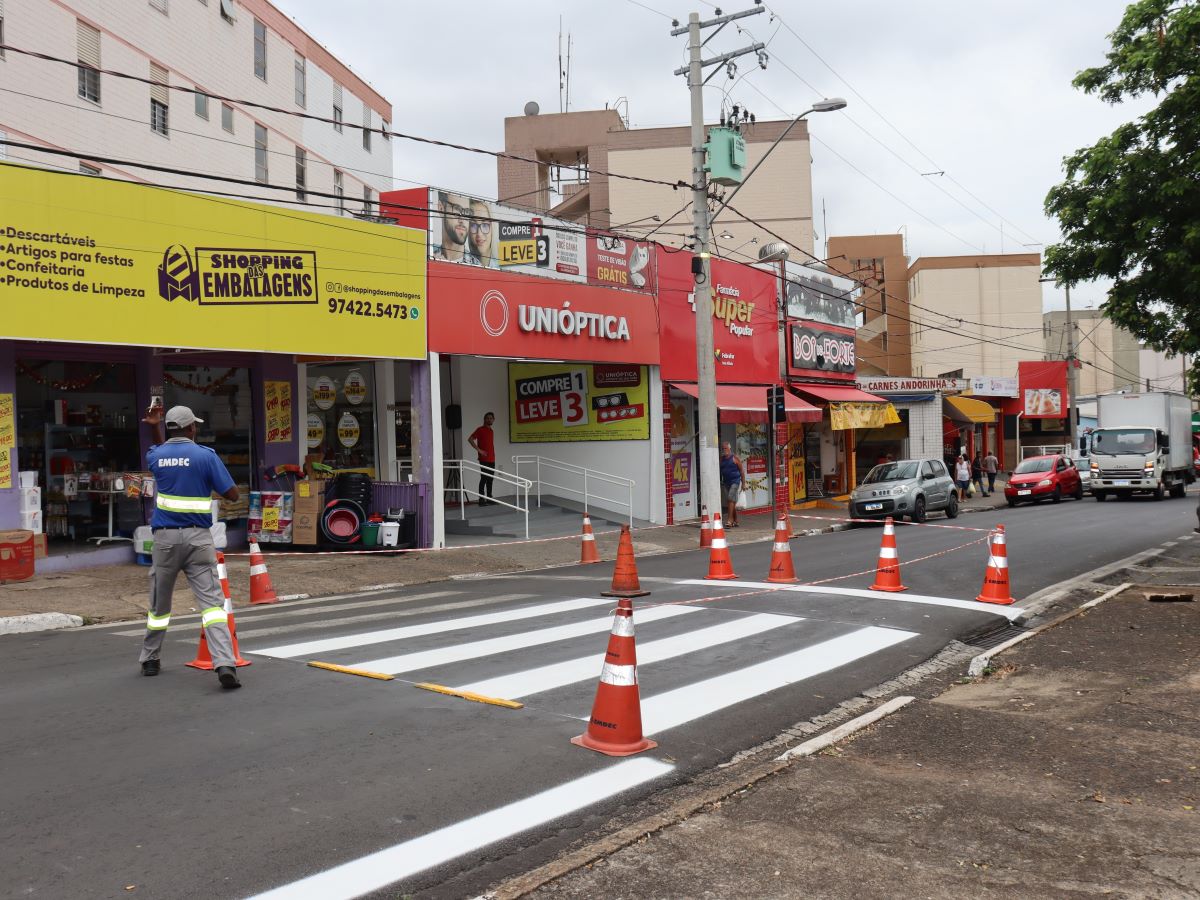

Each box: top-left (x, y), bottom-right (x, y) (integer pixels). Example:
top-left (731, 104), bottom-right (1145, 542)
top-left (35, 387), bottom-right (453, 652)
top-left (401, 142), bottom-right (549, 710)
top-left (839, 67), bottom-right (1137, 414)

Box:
top-left (1005, 454), bottom-right (1085, 506)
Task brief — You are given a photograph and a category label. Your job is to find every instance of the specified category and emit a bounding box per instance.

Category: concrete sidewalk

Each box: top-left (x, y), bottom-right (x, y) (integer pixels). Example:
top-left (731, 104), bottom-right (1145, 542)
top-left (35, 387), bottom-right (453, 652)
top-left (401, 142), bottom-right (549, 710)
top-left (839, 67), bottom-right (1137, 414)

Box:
top-left (494, 534), bottom-right (1200, 899)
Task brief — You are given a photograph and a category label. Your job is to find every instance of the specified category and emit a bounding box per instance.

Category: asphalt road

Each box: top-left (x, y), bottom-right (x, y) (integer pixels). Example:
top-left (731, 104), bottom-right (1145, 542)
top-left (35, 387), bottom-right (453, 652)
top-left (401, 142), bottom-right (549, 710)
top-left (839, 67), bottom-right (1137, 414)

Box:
top-left (0, 492), bottom-right (1193, 900)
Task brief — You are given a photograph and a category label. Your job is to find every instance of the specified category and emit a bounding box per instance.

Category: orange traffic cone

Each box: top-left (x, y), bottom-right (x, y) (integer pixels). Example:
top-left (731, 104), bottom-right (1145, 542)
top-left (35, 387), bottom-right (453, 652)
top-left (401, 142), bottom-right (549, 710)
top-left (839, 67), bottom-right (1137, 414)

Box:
top-left (571, 597), bottom-right (657, 757)
top-left (699, 507), bottom-right (712, 549)
top-left (869, 516), bottom-right (907, 592)
top-left (704, 512), bottom-right (737, 580)
top-left (602, 525), bottom-right (650, 598)
top-left (248, 540), bottom-right (278, 605)
top-left (217, 551), bottom-right (251, 667)
top-left (579, 514), bottom-right (601, 565)
top-left (187, 551), bottom-right (251, 670)
top-left (976, 524), bottom-right (1014, 605)
top-left (766, 515), bottom-right (798, 583)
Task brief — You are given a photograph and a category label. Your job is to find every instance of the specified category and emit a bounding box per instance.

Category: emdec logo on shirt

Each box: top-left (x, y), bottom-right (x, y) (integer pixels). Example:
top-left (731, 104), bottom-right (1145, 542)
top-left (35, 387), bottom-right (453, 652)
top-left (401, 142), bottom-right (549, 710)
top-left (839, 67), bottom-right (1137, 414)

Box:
top-left (157, 458), bottom-right (191, 467)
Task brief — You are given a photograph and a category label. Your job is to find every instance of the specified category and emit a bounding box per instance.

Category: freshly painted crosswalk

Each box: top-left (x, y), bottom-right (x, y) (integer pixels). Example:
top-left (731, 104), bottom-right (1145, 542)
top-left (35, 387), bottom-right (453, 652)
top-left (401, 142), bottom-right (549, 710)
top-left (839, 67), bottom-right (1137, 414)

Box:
top-left (457, 611), bottom-right (801, 699)
top-left (349, 603), bottom-right (699, 675)
top-left (250, 596), bottom-right (614, 658)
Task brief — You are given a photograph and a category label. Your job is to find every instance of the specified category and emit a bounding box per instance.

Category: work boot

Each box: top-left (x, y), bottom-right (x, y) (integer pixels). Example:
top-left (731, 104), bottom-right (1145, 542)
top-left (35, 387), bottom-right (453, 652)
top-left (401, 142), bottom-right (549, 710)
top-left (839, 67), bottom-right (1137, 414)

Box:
top-left (141, 659), bottom-right (160, 677)
top-left (216, 666), bottom-right (241, 690)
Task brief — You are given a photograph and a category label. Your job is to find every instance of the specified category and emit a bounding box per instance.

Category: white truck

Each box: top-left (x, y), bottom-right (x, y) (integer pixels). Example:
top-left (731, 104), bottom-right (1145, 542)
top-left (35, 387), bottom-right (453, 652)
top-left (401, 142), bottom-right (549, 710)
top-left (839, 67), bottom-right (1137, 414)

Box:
top-left (1089, 391), bottom-right (1194, 501)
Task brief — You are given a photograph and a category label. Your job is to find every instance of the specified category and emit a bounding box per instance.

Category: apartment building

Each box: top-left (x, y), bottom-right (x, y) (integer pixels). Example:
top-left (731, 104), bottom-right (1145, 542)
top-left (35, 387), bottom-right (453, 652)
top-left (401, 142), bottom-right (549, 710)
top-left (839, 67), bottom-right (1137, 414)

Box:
top-left (0, 0), bottom-right (392, 215)
top-left (826, 234), bottom-right (912, 377)
top-left (907, 254), bottom-right (1043, 378)
top-left (498, 107), bottom-right (815, 260)
top-left (1043, 309), bottom-right (1141, 397)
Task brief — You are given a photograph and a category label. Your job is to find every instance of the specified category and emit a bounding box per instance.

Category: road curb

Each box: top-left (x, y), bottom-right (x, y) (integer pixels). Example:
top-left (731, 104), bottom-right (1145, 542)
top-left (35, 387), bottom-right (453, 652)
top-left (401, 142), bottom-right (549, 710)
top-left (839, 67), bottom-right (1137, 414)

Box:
top-left (0, 612), bottom-right (85, 635)
top-left (967, 581), bottom-right (1132, 676)
top-left (482, 695), bottom-right (915, 900)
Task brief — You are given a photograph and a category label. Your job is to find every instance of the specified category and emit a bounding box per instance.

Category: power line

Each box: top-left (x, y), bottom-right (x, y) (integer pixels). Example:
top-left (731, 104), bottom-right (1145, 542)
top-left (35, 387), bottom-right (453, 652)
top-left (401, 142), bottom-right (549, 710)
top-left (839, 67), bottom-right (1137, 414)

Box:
top-left (763, 6), bottom-right (1043, 248)
top-left (0, 43), bottom-right (692, 194)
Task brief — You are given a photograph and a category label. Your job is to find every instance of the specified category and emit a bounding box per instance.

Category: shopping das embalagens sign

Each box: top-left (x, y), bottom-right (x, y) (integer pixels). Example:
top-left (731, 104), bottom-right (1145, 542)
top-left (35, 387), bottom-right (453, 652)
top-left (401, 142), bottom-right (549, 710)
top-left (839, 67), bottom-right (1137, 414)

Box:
top-left (0, 165), bottom-right (427, 358)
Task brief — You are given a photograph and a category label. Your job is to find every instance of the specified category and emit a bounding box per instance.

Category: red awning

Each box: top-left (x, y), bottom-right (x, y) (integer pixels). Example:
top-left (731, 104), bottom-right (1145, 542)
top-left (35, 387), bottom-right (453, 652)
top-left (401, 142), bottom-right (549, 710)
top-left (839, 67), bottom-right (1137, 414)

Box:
top-left (793, 383), bottom-right (890, 404)
top-left (672, 383), bottom-right (823, 424)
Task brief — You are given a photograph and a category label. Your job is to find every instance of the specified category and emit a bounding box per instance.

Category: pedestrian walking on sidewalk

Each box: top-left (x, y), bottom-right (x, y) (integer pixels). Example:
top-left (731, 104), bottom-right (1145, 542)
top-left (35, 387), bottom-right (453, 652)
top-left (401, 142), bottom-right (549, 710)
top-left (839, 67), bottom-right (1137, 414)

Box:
top-left (720, 442), bottom-right (745, 527)
top-left (983, 450), bottom-right (999, 496)
top-left (468, 412), bottom-right (497, 505)
top-left (971, 452), bottom-right (986, 497)
top-left (954, 455), bottom-right (971, 502)
top-left (139, 404), bottom-right (243, 689)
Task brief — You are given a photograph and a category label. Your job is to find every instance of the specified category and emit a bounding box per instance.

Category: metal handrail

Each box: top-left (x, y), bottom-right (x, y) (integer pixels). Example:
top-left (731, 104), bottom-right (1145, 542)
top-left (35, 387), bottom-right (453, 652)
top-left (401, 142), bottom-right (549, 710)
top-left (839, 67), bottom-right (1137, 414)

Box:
top-left (442, 459), bottom-right (531, 539)
top-left (511, 455), bottom-right (635, 525)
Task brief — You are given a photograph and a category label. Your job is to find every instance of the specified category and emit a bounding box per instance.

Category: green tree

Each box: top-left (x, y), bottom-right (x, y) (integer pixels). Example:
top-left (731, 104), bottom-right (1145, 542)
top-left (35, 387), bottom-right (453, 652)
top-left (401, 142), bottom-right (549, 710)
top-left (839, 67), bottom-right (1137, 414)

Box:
top-left (1044, 0), bottom-right (1200, 382)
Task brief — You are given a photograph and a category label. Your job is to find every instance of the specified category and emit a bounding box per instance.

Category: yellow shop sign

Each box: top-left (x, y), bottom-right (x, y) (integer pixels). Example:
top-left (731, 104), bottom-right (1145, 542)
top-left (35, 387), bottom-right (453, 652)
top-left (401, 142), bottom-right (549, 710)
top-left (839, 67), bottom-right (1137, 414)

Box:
top-left (0, 164), bottom-right (427, 358)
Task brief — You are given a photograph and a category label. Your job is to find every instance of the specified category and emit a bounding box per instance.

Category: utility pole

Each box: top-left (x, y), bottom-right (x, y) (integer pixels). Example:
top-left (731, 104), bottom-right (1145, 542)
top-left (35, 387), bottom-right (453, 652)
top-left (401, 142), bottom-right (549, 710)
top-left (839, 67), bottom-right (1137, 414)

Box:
top-left (672, 6), bottom-right (765, 520)
top-left (1064, 283), bottom-right (1078, 450)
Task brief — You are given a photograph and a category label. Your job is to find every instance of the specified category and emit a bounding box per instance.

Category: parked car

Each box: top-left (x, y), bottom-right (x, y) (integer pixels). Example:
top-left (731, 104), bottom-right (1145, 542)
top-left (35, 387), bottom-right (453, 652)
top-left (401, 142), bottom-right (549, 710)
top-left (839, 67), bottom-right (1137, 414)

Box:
top-left (850, 458), bottom-right (959, 523)
top-left (1004, 454), bottom-right (1085, 507)
top-left (1067, 450), bottom-right (1092, 494)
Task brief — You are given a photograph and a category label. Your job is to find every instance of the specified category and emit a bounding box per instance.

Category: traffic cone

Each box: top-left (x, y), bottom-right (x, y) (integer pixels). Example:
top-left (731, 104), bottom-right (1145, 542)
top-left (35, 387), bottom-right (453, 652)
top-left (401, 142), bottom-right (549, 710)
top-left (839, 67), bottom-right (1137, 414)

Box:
top-left (579, 514), bottom-right (601, 565)
top-left (601, 525), bottom-right (650, 598)
top-left (704, 512), bottom-right (737, 580)
top-left (766, 514), bottom-right (798, 584)
top-left (248, 540), bottom-right (278, 605)
top-left (187, 551), bottom-right (251, 670)
top-left (571, 597), bottom-right (657, 757)
top-left (699, 506), bottom-right (712, 549)
top-left (976, 524), bottom-right (1015, 605)
top-left (217, 551), bottom-right (250, 667)
top-left (868, 516), bottom-right (907, 593)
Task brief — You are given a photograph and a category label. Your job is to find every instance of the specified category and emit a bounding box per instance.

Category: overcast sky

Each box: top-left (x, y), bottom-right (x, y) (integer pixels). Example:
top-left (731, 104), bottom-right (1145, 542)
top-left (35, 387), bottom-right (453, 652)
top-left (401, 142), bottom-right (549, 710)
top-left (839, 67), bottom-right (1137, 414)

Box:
top-left (285, 0), bottom-right (1148, 312)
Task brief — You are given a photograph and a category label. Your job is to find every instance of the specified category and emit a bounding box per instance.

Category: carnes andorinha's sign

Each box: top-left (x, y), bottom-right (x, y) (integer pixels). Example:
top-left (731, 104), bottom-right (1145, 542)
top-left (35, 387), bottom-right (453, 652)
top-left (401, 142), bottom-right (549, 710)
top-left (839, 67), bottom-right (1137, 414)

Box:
top-left (0, 165), bottom-right (427, 358)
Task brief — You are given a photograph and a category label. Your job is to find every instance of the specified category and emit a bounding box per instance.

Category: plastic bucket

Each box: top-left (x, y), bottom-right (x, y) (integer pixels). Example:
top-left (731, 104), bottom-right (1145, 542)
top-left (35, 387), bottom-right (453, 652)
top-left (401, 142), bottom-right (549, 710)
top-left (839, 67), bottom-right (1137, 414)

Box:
top-left (361, 522), bottom-right (380, 548)
top-left (378, 521), bottom-right (400, 547)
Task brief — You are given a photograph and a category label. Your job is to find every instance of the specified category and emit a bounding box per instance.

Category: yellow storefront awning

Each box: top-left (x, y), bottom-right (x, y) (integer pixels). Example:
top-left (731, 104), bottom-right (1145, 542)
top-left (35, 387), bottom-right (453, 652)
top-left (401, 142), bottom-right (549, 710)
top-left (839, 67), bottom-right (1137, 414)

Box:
top-left (943, 395), bottom-right (997, 425)
top-left (829, 401), bottom-right (901, 431)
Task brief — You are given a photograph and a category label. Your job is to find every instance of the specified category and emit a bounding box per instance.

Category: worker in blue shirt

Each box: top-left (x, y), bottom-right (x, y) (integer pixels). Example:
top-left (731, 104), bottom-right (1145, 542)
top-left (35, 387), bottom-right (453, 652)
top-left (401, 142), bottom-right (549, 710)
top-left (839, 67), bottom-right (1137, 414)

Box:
top-left (140, 404), bottom-right (243, 689)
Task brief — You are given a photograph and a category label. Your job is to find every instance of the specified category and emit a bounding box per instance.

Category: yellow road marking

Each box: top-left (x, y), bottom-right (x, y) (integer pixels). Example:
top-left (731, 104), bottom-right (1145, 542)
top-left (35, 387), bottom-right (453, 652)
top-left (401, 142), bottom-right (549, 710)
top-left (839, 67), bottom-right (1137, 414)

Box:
top-left (414, 682), bottom-right (524, 709)
top-left (307, 661), bottom-right (395, 681)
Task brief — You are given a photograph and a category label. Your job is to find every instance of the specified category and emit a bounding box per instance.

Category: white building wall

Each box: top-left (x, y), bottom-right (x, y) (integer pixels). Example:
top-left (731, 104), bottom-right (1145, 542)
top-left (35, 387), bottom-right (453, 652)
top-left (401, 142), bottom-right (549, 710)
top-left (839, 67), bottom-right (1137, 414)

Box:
top-left (0, 0), bottom-right (390, 212)
top-left (888, 397), bottom-right (943, 461)
top-left (446, 356), bottom-right (658, 523)
top-left (909, 260), bottom-right (1043, 379)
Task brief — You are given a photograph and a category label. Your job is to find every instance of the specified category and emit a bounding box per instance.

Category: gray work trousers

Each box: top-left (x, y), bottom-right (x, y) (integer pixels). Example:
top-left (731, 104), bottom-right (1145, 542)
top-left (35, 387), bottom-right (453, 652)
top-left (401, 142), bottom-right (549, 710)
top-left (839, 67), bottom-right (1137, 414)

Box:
top-left (139, 526), bottom-right (234, 668)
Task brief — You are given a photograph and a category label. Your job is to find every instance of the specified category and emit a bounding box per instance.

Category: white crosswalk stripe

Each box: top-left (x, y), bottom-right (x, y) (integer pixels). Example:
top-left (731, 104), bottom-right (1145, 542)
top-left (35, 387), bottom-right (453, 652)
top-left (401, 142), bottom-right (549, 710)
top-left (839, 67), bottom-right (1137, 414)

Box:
top-left (250, 597), bottom-right (614, 659)
top-left (458, 612), bottom-right (800, 699)
top-left (639, 625), bottom-right (916, 734)
top-left (679, 579), bottom-right (1026, 621)
top-left (350, 604), bottom-right (699, 675)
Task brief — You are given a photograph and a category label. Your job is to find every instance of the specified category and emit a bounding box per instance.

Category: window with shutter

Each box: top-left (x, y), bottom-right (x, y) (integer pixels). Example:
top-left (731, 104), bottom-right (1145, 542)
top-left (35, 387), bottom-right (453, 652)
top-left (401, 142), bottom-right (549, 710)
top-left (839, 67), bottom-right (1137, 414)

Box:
top-left (77, 21), bottom-right (101, 103)
top-left (332, 83), bottom-right (343, 133)
top-left (362, 104), bottom-right (371, 152)
top-left (150, 63), bottom-right (169, 135)
top-left (255, 124), bottom-right (268, 183)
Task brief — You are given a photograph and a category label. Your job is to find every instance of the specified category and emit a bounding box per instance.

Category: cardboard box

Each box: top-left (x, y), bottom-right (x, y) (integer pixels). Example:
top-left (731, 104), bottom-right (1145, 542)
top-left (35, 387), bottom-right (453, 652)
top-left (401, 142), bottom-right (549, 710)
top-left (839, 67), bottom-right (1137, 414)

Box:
top-left (32, 533), bottom-right (47, 560)
top-left (19, 487), bottom-right (41, 512)
top-left (18, 471), bottom-right (38, 489)
top-left (20, 509), bottom-right (43, 534)
top-left (0, 529), bottom-right (35, 582)
top-left (292, 480), bottom-right (324, 546)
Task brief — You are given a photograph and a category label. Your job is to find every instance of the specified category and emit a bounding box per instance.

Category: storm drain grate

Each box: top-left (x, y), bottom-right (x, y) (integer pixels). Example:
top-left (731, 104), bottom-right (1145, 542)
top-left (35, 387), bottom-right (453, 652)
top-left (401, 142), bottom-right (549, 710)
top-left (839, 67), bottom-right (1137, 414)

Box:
top-left (965, 622), bottom-right (1026, 650)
